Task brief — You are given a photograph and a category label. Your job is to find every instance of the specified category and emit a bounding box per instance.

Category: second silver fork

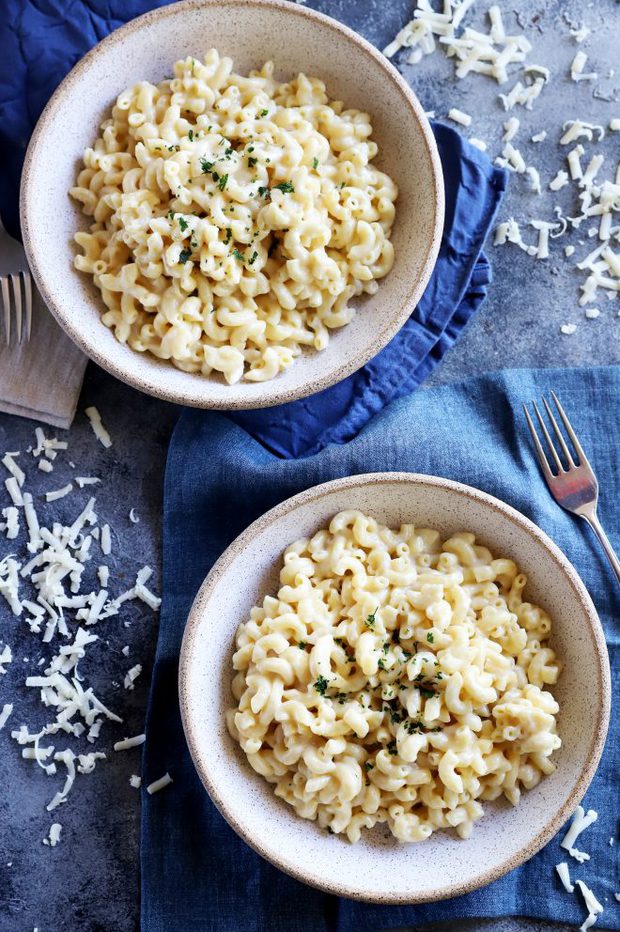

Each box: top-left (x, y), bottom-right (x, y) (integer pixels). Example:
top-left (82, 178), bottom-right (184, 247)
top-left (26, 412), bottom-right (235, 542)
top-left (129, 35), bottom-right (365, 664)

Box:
top-left (523, 391), bottom-right (620, 586)
top-left (0, 213), bottom-right (33, 345)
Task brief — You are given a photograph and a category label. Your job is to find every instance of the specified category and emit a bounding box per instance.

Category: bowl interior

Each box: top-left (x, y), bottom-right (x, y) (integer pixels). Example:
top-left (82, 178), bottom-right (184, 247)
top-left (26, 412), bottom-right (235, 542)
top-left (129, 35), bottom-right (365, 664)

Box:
top-left (21, 0), bottom-right (442, 409)
top-left (180, 473), bottom-right (609, 903)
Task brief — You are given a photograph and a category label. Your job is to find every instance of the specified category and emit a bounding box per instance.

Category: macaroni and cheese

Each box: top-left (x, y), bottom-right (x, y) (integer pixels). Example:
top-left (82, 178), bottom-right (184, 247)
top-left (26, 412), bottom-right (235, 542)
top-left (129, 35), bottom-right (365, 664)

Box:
top-left (70, 51), bottom-right (397, 384)
top-left (227, 511), bottom-right (561, 843)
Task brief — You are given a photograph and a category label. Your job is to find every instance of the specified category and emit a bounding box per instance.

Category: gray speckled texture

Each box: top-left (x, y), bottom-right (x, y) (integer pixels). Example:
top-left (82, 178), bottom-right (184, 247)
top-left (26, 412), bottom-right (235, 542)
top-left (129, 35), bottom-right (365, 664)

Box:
top-left (1, 0), bottom-right (618, 929)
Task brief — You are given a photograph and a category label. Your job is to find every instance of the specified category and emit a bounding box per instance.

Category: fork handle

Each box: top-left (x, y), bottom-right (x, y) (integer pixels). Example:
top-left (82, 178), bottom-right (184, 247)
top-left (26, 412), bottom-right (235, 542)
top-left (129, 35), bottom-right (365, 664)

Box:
top-left (582, 512), bottom-right (620, 587)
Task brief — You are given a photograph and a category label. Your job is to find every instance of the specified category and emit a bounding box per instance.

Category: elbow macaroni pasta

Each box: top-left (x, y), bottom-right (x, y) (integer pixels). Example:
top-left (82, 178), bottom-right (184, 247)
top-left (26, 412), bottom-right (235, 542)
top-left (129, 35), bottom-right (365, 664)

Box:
top-left (70, 50), bottom-right (397, 384)
top-left (227, 511), bottom-right (561, 843)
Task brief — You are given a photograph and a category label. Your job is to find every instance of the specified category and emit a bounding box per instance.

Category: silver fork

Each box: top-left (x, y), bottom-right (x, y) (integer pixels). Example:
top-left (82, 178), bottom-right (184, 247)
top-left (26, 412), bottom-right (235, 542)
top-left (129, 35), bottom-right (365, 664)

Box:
top-left (0, 213), bottom-right (33, 344)
top-left (523, 391), bottom-right (620, 586)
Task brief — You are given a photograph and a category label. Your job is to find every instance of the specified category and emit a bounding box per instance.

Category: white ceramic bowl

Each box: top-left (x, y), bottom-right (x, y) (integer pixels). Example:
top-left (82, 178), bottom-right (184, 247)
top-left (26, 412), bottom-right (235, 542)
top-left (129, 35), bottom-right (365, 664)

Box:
top-left (20, 0), bottom-right (443, 410)
top-left (179, 472), bottom-right (611, 903)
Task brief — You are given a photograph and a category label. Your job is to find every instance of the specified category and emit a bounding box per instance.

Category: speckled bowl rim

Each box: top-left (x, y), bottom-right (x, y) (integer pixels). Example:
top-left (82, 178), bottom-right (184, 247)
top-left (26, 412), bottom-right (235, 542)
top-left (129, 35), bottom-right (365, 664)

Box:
top-left (179, 471), bottom-right (611, 903)
top-left (19, 0), bottom-right (444, 411)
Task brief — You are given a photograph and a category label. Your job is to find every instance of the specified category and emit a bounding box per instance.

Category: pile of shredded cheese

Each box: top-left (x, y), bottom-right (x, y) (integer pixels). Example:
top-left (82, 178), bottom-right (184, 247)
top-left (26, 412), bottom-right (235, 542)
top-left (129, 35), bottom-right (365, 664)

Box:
top-left (0, 410), bottom-right (165, 847)
top-left (384, 0), bottom-right (619, 333)
top-left (555, 807), bottom-right (611, 931)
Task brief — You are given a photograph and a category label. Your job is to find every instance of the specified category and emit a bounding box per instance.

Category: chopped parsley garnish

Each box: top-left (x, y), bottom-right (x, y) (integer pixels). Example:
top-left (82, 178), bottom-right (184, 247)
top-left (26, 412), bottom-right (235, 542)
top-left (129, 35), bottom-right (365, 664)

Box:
top-left (259, 108), bottom-right (269, 117)
top-left (333, 692), bottom-right (347, 705)
top-left (166, 210), bottom-right (175, 220)
top-left (365, 610), bottom-right (377, 629)
top-left (218, 173), bottom-right (229, 191)
top-left (387, 741), bottom-right (398, 756)
top-left (364, 761), bottom-right (374, 772)
top-left (258, 186), bottom-right (270, 198)
top-left (405, 720), bottom-right (424, 734)
top-left (167, 144), bottom-right (180, 152)
top-left (427, 632), bottom-right (434, 644)
top-left (191, 58), bottom-right (196, 75)
top-left (390, 709), bottom-right (405, 724)
top-left (338, 181), bottom-right (346, 189)
top-left (377, 658), bottom-right (386, 671)
top-left (178, 248), bottom-right (192, 264)
top-left (232, 248), bottom-right (245, 261)
top-left (188, 129), bottom-right (194, 142)
top-left (248, 251), bottom-right (258, 265)
top-left (314, 675), bottom-right (329, 696)
top-left (312, 157), bottom-right (319, 170)
top-left (248, 156), bottom-right (258, 168)
top-left (178, 217), bottom-right (189, 232)
top-left (200, 158), bottom-right (214, 173)
top-left (419, 687), bottom-right (436, 699)
top-left (274, 181), bottom-right (295, 194)
top-left (219, 137), bottom-right (226, 146)
top-left (247, 145), bottom-right (255, 153)
top-left (224, 228), bottom-right (232, 245)
top-left (298, 641), bottom-right (307, 650)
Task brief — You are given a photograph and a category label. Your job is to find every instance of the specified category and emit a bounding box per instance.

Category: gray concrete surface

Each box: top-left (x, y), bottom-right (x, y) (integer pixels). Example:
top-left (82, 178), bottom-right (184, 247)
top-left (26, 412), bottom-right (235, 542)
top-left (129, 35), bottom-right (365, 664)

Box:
top-left (1, 0), bottom-right (618, 930)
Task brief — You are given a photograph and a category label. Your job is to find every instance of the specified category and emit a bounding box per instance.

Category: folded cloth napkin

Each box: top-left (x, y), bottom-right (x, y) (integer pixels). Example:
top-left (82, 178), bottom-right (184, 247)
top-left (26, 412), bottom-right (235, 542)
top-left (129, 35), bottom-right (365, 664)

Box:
top-left (0, 288), bottom-right (87, 429)
top-left (143, 365), bottom-right (619, 932)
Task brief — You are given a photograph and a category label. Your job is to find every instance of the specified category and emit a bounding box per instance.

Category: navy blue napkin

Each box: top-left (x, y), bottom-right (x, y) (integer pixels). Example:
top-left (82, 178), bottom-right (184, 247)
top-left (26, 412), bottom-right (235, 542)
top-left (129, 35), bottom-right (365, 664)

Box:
top-left (143, 366), bottom-right (619, 932)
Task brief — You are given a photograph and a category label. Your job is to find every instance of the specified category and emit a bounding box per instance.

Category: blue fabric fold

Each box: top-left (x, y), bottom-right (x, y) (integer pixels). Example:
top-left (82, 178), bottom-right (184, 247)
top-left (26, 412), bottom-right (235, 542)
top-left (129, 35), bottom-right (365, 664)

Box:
top-left (142, 366), bottom-right (619, 932)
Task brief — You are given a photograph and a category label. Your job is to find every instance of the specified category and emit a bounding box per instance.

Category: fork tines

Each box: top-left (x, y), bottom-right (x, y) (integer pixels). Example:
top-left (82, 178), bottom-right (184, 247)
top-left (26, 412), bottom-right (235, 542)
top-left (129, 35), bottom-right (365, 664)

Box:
top-left (523, 390), bottom-right (589, 478)
top-left (1, 270), bottom-right (33, 345)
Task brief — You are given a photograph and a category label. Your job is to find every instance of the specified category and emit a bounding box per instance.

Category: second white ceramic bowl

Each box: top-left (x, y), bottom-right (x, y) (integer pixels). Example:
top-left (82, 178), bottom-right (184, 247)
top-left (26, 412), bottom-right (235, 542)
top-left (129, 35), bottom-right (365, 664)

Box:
top-left (179, 472), bottom-right (610, 903)
top-left (20, 0), bottom-right (443, 409)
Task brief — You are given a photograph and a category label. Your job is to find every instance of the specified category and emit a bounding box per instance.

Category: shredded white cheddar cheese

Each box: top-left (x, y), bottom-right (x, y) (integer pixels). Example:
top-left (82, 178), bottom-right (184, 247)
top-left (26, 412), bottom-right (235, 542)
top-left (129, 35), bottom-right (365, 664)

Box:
top-left (561, 806), bottom-right (598, 860)
top-left (146, 773), bottom-right (173, 795)
top-left (448, 107), bottom-right (472, 126)
top-left (84, 407), bottom-right (112, 448)
top-left (570, 51), bottom-right (598, 83)
top-left (114, 734), bottom-right (146, 752)
top-left (0, 703), bottom-right (13, 730)
top-left (575, 879), bottom-right (604, 931)
top-left (124, 664), bottom-right (142, 691)
top-left (503, 117), bottom-right (520, 141)
top-left (1, 428), bottom-right (161, 823)
top-left (549, 170), bottom-right (569, 192)
top-left (45, 484), bottom-right (73, 503)
top-left (2, 453), bottom-right (25, 487)
top-left (555, 861), bottom-right (574, 893)
top-left (43, 823), bottom-right (62, 847)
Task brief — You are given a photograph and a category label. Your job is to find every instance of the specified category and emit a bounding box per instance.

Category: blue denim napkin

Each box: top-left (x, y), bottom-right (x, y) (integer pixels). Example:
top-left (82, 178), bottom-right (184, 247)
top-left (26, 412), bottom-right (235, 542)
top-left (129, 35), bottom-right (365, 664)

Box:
top-left (143, 366), bottom-right (619, 932)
